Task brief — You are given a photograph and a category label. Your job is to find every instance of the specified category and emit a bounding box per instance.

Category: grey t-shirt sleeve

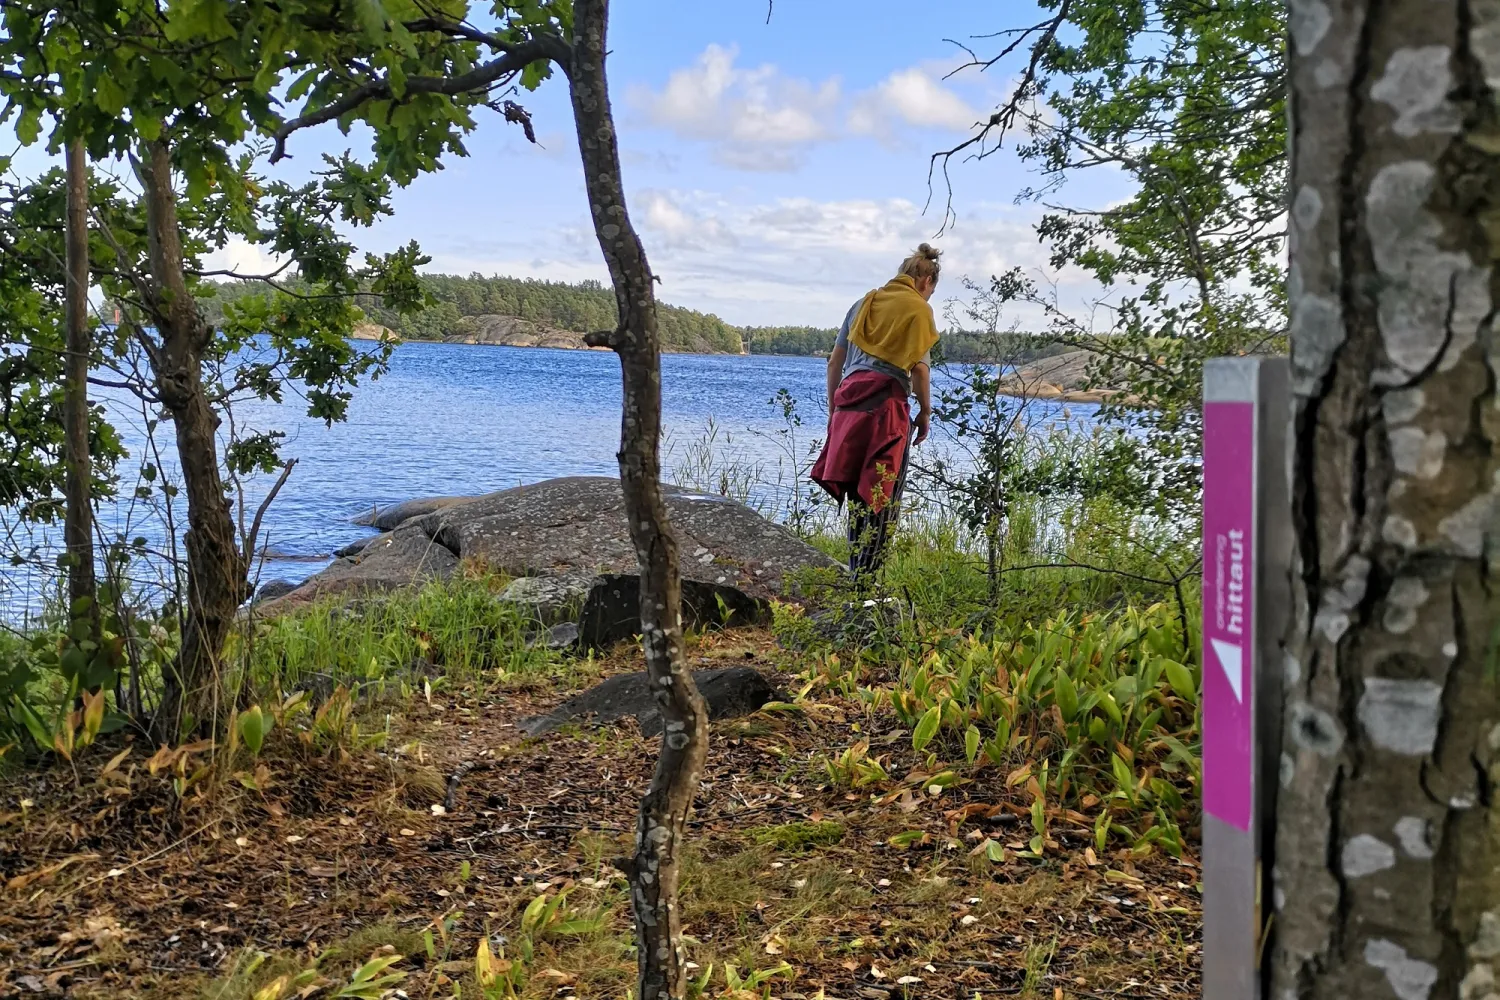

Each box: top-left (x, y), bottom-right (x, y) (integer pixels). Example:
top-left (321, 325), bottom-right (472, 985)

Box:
top-left (835, 299), bottom-right (861, 348)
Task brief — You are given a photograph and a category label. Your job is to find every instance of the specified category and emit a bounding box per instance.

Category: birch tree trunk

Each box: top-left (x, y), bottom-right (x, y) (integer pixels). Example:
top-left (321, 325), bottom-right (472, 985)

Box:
top-left (566, 3), bottom-right (709, 996)
top-left (138, 140), bottom-right (249, 738)
top-left (62, 136), bottom-right (98, 652)
top-left (1275, 1), bottom-right (1500, 995)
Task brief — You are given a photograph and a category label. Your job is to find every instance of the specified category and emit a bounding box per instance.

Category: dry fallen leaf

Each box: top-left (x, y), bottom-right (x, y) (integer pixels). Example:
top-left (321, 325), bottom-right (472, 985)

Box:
top-left (399, 829), bottom-right (416, 837)
top-left (58, 916), bottom-right (132, 952)
top-left (234, 837), bottom-right (249, 847)
top-left (6, 854), bottom-right (100, 892)
top-left (284, 835), bottom-right (304, 844)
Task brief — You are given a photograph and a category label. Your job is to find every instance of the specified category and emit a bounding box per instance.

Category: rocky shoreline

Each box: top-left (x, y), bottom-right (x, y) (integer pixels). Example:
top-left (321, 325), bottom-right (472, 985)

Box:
top-left (995, 350), bottom-right (1129, 406)
top-left (352, 316), bottom-right (747, 355)
top-left (352, 324), bottom-right (1120, 403)
top-left (254, 476), bottom-right (839, 649)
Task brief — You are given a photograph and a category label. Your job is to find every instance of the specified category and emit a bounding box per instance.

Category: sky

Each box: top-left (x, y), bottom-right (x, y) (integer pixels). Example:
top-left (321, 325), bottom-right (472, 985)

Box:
top-left (12, 1), bottom-right (1133, 330)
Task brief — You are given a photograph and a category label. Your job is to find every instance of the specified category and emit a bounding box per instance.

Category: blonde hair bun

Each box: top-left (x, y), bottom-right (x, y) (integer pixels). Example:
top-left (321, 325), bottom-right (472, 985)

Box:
top-left (898, 243), bottom-right (943, 283)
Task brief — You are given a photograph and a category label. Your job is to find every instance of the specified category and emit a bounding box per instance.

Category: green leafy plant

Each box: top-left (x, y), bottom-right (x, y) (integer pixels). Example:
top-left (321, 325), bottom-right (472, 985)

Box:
top-left (236, 705), bottom-right (272, 757)
top-left (298, 686), bottom-right (384, 757)
top-left (474, 937), bottom-right (522, 999)
top-left (520, 887), bottom-right (611, 940)
top-left (723, 960), bottom-right (794, 998)
top-left (822, 740), bottom-right (891, 788)
top-left (331, 953), bottom-right (406, 999)
top-left (877, 602), bottom-right (1200, 854)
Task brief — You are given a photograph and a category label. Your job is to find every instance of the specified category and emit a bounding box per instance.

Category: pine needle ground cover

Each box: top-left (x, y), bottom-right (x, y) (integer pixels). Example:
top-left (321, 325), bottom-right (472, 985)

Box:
top-left (1, 615), bottom-right (1201, 999)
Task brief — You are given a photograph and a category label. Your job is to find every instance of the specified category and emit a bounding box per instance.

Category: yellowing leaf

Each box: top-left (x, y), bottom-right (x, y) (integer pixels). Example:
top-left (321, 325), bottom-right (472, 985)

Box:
top-left (912, 704), bottom-right (941, 752)
top-left (474, 937), bottom-right (496, 986)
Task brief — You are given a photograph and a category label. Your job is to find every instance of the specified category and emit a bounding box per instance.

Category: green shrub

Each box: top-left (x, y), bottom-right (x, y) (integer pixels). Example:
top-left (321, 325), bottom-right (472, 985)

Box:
top-left (848, 601), bottom-right (1201, 856)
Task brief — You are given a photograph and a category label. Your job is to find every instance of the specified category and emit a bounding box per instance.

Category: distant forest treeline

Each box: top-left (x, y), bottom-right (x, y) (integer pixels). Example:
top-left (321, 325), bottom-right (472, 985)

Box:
top-left (196, 273), bottom-right (1066, 361)
top-left (740, 325), bottom-right (1070, 363)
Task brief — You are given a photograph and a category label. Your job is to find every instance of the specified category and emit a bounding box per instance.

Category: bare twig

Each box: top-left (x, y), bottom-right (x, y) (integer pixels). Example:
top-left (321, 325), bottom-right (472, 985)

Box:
top-left (243, 459), bottom-right (298, 564)
top-left (926, 0), bottom-right (1072, 231)
top-left (443, 759), bottom-right (498, 812)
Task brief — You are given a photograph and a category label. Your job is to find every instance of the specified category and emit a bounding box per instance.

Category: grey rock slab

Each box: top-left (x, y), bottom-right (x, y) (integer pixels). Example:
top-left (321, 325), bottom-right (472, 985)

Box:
top-left (540, 622), bottom-right (581, 650)
top-left (518, 666), bottom-right (778, 737)
top-left (270, 477), bottom-right (837, 624)
top-left (257, 520), bottom-right (458, 614)
top-left (428, 476), bottom-right (836, 595)
top-left (577, 573), bottom-right (766, 649)
top-left (497, 572), bottom-right (595, 626)
top-left (354, 495), bottom-right (478, 531)
top-left (334, 537), bottom-right (375, 558)
top-left (253, 579), bottom-right (299, 603)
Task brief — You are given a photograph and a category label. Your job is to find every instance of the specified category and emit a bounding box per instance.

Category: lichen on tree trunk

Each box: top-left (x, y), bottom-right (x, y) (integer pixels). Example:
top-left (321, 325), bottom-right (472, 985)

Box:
top-left (1276, 0), bottom-right (1500, 996)
top-left (563, 3), bottom-right (710, 997)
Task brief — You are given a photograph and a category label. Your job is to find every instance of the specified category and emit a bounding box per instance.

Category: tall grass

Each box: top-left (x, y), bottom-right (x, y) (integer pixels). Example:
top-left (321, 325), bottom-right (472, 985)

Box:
top-left (235, 576), bottom-right (556, 700)
top-left (663, 407), bottom-right (1198, 634)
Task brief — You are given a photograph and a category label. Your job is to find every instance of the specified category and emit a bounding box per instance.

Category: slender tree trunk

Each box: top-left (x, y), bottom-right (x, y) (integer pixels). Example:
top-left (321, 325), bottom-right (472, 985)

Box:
top-left (986, 515), bottom-right (1000, 606)
top-left (566, 4), bottom-right (709, 996)
top-left (62, 136), bottom-right (98, 652)
top-left (1275, 1), bottom-right (1500, 996)
top-left (138, 140), bottom-right (248, 739)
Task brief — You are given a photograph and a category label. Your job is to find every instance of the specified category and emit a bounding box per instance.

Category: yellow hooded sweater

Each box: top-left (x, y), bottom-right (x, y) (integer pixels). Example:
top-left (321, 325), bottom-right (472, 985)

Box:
top-left (847, 274), bottom-right (940, 372)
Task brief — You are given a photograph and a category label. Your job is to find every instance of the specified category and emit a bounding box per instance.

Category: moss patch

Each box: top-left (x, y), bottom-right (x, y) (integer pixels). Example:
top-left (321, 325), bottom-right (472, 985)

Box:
top-left (748, 820), bottom-right (845, 851)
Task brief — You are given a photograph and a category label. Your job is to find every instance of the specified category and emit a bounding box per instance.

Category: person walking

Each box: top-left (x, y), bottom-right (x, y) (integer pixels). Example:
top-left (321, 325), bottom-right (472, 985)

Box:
top-left (811, 243), bottom-right (941, 585)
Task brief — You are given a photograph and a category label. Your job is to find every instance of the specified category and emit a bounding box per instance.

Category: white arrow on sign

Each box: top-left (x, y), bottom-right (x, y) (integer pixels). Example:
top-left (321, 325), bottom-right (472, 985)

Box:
top-left (1211, 638), bottom-right (1245, 703)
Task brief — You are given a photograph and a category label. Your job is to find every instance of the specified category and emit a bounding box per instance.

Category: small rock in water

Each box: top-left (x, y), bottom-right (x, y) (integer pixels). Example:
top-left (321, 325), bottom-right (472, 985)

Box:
top-left (334, 537), bottom-right (375, 558)
top-left (253, 579), bottom-right (298, 603)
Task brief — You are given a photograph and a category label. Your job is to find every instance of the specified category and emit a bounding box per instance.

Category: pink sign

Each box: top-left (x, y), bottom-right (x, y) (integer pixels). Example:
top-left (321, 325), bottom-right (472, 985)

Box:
top-left (1203, 401), bottom-right (1254, 832)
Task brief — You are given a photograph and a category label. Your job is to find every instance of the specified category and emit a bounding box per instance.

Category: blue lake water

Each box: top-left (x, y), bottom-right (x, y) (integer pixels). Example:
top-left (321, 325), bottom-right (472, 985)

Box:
top-left (2, 340), bottom-right (1099, 617)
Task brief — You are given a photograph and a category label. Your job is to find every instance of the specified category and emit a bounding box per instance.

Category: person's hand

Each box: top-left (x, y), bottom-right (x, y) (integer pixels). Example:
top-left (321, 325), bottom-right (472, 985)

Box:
top-left (913, 408), bottom-right (931, 446)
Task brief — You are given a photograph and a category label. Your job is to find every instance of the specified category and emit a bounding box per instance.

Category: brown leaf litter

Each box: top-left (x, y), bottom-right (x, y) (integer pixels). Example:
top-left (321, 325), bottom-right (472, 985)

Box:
top-left (0, 628), bottom-right (1201, 998)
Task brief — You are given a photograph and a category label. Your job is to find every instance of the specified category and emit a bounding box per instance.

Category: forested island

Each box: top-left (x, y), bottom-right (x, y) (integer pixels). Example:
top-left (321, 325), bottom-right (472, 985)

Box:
top-left (196, 272), bottom-right (1070, 362)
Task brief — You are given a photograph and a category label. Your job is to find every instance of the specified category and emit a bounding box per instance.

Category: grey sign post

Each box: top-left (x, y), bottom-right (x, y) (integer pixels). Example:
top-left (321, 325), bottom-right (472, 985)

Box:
top-left (1201, 357), bottom-right (1291, 999)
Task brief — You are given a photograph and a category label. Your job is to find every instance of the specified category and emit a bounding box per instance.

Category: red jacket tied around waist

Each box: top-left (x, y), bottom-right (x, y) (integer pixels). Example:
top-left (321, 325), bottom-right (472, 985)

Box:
top-left (811, 370), bottom-right (909, 512)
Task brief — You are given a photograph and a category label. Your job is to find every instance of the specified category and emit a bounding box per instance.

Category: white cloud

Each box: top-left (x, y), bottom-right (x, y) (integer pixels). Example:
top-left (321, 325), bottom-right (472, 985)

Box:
top-left (621, 189), bottom-right (1095, 328)
top-left (628, 44), bottom-right (841, 171)
top-left (202, 237), bottom-right (282, 277)
top-left (631, 47), bottom-right (990, 167)
top-left (639, 190), bottom-right (733, 250)
top-left (422, 190), bottom-right (1088, 327)
top-left (849, 66), bottom-right (985, 141)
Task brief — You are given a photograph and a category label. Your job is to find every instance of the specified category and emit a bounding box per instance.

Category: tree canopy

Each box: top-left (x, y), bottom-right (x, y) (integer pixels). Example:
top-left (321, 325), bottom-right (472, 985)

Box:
top-left (946, 0), bottom-right (1288, 514)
